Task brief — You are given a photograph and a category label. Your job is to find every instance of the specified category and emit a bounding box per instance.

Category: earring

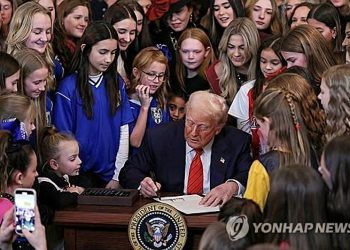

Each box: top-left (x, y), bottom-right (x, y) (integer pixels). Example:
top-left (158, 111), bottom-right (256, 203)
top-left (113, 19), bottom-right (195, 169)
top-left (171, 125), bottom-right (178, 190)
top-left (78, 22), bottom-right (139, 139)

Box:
top-left (189, 14), bottom-right (193, 23)
top-left (332, 27), bottom-right (337, 39)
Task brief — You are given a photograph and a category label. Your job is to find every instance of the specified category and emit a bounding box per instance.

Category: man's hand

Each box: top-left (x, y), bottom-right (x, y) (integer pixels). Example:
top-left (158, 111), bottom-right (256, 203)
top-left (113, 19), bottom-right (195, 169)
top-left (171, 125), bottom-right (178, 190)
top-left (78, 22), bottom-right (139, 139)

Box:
top-left (105, 179), bottom-right (121, 189)
top-left (0, 207), bottom-right (17, 250)
top-left (199, 181), bottom-right (238, 207)
top-left (140, 177), bottom-right (161, 198)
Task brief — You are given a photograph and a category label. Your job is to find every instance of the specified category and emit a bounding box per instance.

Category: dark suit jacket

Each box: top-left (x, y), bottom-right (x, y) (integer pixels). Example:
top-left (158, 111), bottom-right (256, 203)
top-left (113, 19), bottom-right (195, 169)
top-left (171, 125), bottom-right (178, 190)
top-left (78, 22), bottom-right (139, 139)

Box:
top-left (119, 121), bottom-right (252, 193)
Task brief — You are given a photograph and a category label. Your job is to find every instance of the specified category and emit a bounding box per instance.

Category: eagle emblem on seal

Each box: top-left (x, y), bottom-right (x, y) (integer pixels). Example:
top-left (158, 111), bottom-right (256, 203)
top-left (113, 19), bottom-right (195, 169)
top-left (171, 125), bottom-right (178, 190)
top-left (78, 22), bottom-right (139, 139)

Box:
top-left (145, 218), bottom-right (173, 248)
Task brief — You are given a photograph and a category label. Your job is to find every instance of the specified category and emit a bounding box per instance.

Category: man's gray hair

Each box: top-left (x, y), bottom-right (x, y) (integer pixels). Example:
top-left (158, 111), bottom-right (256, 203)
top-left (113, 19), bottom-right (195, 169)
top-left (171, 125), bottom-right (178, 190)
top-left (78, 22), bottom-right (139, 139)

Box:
top-left (186, 91), bottom-right (228, 125)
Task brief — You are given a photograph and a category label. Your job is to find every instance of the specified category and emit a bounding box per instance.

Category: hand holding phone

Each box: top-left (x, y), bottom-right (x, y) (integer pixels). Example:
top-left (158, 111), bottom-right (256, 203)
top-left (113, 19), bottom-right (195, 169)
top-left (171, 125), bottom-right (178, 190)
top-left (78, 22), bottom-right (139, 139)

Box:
top-left (14, 188), bottom-right (36, 235)
top-left (22, 206), bottom-right (47, 250)
top-left (0, 207), bottom-right (17, 249)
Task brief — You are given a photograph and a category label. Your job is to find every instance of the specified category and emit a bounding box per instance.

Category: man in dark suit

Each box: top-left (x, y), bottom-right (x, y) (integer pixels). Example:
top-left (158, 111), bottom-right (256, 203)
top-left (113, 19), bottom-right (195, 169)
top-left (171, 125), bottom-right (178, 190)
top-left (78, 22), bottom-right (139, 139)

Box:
top-left (119, 91), bottom-right (252, 206)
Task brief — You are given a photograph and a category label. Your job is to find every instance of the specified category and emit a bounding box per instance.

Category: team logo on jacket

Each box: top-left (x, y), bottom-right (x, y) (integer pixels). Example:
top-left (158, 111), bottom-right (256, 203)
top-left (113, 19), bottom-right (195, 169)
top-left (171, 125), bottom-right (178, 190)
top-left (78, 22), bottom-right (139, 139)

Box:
top-left (151, 107), bottom-right (162, 124)
top-left (128, 203), bottom-right (187, 250)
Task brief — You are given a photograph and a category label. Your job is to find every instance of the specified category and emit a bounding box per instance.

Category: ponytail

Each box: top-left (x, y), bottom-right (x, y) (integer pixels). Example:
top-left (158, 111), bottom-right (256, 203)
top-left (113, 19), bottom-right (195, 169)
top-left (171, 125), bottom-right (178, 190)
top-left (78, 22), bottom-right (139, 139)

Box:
top-left (0, 130), bottom-right (34, 192)
top-left (39, 126), bottom-right (76, 169)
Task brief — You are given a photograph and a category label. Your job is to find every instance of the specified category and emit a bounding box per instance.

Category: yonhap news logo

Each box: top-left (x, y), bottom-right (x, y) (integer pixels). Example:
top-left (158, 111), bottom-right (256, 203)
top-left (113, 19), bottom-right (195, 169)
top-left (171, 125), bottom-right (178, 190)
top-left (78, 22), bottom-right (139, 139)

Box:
top-left (252, 222), bottom-right (350, 234)
top-left (226, 215), bottom-right (250, 241)
top-left (225, 215), bottom-right (350, 241)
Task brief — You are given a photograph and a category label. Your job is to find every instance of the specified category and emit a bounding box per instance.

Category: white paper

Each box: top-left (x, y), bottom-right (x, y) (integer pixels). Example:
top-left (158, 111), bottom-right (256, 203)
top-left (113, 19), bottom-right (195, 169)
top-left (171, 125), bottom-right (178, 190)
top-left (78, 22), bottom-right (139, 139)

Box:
top-left (153, 194), bottom-right (220, 215)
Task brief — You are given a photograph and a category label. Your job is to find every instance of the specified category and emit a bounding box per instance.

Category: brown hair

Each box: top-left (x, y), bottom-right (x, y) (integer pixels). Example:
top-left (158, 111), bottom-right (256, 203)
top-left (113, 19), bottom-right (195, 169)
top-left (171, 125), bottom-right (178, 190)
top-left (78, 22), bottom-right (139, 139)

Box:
top-left (267, 73), bottom-right (326, 156)
top-left (254, 88), bottom-right (311, 168)
top-left (245, 0), bottom-right (283, 35)
top-left (321, 64), bottom-right (350, 140)
top-left (0, 130), bottom-right (35, 192)
top-left (281, 24), bottom-right (337, 84)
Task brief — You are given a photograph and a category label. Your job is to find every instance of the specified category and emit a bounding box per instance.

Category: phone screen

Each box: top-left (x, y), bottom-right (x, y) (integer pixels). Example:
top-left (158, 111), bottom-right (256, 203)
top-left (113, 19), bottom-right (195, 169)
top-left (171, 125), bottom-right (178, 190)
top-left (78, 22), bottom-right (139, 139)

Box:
top-left (15, 189), bottom-right (36, 234)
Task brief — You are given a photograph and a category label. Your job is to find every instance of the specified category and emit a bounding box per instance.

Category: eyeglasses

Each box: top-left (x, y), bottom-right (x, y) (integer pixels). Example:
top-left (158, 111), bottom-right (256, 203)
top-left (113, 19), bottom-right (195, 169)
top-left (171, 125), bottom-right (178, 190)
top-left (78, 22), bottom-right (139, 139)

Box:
top-left (185, 119), bottom-right (213, 133)
top-left (141, 70), bottom-right (166, 82)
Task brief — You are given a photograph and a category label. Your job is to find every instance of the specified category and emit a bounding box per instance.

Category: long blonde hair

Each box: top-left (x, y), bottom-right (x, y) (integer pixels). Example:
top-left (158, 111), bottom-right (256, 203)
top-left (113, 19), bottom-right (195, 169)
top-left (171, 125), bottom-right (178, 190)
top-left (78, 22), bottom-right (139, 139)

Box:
top-left (0, 91), bottom-right (36, 125)
top-left (13, 48), bottom-right (49, 150)
top-left (218, 17), bottom-right (260, 104)
top-left (6, 1), bottom-right (54, 90)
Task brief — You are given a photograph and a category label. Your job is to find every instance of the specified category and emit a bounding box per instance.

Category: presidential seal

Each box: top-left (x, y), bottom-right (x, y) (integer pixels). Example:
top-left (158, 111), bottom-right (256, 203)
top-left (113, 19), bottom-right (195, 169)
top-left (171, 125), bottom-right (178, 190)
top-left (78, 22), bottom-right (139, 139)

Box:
top-left (128, 202), bottom-right (187, 250)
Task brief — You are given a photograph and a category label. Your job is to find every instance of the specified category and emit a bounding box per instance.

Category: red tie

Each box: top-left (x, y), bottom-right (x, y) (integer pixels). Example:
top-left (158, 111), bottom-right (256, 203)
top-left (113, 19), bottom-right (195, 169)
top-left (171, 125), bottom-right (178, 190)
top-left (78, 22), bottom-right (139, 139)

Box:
top-left (187, 149), bottom-right (203, 194)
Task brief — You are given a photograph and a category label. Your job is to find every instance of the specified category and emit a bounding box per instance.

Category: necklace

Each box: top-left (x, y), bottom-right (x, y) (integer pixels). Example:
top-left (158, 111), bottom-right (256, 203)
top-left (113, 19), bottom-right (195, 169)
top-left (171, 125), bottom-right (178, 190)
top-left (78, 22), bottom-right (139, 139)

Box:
top-left (169, 31), bottom-right (178, 51)
top-left (236, 72), bottom-right (246, 86)
top-left (0, 192), bottom-right (14, 203)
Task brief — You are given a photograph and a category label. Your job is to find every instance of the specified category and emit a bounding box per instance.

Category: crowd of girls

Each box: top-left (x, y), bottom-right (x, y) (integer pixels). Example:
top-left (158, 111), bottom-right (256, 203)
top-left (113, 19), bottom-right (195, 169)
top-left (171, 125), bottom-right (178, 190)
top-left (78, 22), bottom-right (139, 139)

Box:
top-left (0, 0), bottom-right (350, 249)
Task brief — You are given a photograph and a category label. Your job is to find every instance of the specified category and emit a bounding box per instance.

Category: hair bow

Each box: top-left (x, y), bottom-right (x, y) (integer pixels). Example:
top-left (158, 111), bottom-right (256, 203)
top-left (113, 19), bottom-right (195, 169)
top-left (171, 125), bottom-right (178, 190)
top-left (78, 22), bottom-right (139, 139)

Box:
top-left (0, 118), bottom-right (29, 141)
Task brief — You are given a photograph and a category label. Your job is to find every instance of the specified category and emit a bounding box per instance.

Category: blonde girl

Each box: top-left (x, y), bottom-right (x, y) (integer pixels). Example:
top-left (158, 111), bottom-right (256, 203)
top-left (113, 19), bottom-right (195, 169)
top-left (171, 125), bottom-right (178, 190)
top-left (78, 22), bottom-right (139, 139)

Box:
top-left (128, 47), bottom-right (170, 149)
top-left (13, 48), bottom-right (50, 150)
top-left (206, 17), bottom-right (260, 104)
top-left (6, 1), bottom-right (54, 90)
top-left (0, 92), bottom-right (36, 141)
top-left (38, 126), bottom-right (88, 210)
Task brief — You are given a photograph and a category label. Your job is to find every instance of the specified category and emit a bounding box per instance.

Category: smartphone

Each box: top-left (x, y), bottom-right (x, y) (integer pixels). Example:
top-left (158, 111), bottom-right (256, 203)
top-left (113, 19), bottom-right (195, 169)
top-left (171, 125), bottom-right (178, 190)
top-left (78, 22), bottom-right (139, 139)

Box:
top-left (14, 188), bottom-right (36, 235)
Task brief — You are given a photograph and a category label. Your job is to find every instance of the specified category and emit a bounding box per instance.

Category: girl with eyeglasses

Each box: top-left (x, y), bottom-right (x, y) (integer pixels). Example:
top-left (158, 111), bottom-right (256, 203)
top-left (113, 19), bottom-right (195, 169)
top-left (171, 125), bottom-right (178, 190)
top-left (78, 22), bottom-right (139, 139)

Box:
top-left (128, 47), bottom-right (171, 152)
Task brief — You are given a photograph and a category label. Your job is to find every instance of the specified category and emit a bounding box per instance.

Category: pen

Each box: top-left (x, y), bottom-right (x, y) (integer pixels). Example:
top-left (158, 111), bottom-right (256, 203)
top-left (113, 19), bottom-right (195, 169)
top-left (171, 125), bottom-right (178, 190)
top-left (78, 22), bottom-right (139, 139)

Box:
top-left (150, 171), bottom-right (161, 200)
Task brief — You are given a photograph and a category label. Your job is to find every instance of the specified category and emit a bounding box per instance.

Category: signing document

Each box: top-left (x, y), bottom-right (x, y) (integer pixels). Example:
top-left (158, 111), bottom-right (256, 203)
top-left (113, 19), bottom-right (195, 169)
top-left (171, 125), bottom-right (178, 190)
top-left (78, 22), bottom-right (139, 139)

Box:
top-left (154, 195), bottom-right (220, 215)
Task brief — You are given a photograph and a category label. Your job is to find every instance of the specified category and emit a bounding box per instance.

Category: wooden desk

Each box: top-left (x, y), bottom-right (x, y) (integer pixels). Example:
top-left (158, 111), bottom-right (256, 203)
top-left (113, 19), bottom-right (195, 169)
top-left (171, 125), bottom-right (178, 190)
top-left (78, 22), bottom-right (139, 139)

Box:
top-left (54, 197), bottom-right (218, 250)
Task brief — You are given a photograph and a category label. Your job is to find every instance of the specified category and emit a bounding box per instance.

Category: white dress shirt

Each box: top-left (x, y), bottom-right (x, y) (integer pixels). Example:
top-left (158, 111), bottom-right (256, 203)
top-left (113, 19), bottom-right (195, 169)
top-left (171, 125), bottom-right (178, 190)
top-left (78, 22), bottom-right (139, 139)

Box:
top-left (183, 139), bottom-right (244, 196)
